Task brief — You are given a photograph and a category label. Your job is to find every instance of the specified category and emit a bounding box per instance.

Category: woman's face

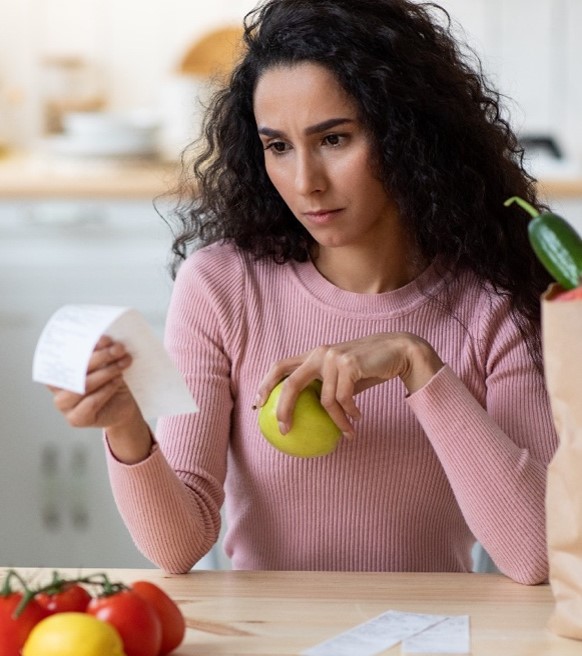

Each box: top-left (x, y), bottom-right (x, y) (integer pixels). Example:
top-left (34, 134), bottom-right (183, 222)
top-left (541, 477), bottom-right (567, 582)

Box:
top-left (253, 62), bottom-right (399, 252)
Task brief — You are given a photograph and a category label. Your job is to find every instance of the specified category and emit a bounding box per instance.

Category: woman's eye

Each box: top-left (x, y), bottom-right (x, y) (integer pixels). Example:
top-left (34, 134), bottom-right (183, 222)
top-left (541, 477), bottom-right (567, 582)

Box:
top-left (323, 134), bottom-right (344, 146)
top-left (265, 141), bottom-right (289, 154)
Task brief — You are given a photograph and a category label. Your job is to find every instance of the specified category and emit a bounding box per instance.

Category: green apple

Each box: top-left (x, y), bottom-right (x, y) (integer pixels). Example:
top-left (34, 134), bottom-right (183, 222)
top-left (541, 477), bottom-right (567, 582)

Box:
top-left (258, 379), bottom-right (342, 457)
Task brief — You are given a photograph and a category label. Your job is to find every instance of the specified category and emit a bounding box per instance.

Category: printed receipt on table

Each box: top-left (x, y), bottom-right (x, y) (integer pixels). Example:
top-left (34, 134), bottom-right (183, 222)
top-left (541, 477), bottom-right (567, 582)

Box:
top-left (32, 305), bottom-right (198, 419)
top-left (301, 610), bottom-right (470, 656)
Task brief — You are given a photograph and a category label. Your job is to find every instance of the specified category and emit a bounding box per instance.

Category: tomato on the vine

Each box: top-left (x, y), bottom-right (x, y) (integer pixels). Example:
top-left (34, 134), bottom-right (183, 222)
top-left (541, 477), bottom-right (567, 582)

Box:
top-left (87, 589), bottom-right (162, 656)
top-left (35, 583), bottom-right (92, 614)
top-left (132, 581), bottom-right (186, 655)
top-left (0, 592), bottom-right (49, 656)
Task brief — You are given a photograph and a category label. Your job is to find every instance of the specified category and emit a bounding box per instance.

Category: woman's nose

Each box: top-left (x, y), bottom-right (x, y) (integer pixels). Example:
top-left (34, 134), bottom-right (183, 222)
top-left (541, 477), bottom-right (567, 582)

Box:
top-left (294, 152), bottom-right (326, 195)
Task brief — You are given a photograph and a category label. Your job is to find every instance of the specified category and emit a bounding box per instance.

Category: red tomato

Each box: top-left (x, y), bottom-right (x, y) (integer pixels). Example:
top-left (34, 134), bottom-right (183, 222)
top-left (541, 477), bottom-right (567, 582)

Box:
top-left (132, 581), bottom-right (186, 655)
top-left (35, 583), bottom-right (92, 614)
top-left (554, 286), bottom-right (582, 301)
top-left (87, 590), bottom-right (162, 656)
top-left (0, 593), bottom-right (49, 656)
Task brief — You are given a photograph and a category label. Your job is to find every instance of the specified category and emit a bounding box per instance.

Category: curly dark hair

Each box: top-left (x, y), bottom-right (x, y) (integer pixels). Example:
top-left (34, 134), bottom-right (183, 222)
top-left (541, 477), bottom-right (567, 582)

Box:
top-left (166, 0), bottom-right (552, 368)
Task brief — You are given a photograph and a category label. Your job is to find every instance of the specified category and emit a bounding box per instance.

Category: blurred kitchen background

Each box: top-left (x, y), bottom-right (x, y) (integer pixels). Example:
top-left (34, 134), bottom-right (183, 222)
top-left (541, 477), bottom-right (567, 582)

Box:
top-left (0, 0), bottom-right (581, 570)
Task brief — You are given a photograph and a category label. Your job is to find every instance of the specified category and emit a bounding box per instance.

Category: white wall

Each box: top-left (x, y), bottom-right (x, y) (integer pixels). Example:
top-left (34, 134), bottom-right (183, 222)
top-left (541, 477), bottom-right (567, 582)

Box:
top-left (0, 0), bottom-right (257, 144)
top-left (1, 0), bottom-right (581, 163)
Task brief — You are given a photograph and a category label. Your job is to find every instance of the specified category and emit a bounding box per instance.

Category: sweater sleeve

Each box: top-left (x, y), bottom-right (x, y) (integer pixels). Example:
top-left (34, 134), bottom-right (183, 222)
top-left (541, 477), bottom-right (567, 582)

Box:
top-left (105, 244), bottom-right (245, 573)
top-left (406, 298), bottom-right (558, 585)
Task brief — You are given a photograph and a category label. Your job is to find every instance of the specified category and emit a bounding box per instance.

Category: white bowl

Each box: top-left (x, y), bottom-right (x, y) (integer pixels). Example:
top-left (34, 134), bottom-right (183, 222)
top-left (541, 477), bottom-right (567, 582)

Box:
top-left (55, 110), bottom-right (159, 158)
top-left (63, 110), bottom-right (158, 137)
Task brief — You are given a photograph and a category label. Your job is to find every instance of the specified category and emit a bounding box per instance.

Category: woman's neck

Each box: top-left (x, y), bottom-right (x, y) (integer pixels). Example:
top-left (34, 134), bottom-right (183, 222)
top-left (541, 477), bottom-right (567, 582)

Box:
top-left (311, 241), bottom-right (427, 294)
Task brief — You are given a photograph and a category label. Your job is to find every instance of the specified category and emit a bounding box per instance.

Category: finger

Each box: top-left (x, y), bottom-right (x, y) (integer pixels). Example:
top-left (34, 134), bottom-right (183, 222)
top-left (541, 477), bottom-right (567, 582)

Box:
top-left (274, 374), bottom-right (307, 433)
top-left (269, 345), bottom-right (328, 430)
top-left (314, 346), bottom-right (360, 435)
top-left (95, 334), bottom-right (114, 349)
top-left (319, 356), bottom-right (355, 436)
top-left (53, 388), bottom-right (85, 413)
top-left (87, 341), bottom-right (130, 374)
top-left (274, 353), bottom-right (326, 432)
top-left (334, 360), bottom-right (362, 421)
top-left (254, 355), bottom-right (305, 408)
top-left (85, 357), bottom-right (131, 393)
top-left (64, 377), bottom-right (124, 428)
top-left (53, 359), bottom-right (130, 413)
top-left (320, 357), bottom-right (354, 436)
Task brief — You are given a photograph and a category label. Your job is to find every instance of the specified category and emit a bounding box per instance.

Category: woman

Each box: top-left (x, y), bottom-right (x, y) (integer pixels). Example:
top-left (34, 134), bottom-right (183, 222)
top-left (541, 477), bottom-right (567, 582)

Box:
top-left (52, 0), bottom-right (557, 583)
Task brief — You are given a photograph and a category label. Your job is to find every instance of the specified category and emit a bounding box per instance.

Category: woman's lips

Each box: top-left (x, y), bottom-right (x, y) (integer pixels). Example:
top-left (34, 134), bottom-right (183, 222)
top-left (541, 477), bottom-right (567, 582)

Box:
top-left (303, 209), bottom-right (342, 225)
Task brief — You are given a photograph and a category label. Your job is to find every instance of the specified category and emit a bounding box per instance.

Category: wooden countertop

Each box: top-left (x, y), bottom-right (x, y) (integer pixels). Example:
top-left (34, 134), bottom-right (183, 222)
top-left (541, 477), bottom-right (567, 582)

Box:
top-left (538, 177), bottom-right (582, 199)
top-left (0, 152), bottom-right (581, 200)
top-left (5, 568), bottom-right (581, 655)
top-left (0, 152), bottom-right (181, 199)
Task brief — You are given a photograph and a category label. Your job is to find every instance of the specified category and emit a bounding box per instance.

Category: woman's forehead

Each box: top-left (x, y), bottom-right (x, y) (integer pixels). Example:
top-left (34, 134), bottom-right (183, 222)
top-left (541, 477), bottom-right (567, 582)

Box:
top-left (253, 62), bottom-right (358, 124)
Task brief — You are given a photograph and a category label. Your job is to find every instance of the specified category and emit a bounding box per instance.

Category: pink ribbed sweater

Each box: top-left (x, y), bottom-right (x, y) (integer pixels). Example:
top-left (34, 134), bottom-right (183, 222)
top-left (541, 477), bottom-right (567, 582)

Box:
top-left (106, 242), bottom-right (558, 583)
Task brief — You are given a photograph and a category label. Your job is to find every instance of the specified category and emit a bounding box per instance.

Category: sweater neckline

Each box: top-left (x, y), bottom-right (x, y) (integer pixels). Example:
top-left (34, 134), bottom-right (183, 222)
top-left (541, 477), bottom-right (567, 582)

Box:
top-left (289, 256), bottom-right (453, 318)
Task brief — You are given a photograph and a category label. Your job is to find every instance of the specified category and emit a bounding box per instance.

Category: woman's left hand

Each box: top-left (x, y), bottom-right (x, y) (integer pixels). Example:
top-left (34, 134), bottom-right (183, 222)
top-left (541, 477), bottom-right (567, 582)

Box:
top-left (255, 332), bottom-right (444, 437)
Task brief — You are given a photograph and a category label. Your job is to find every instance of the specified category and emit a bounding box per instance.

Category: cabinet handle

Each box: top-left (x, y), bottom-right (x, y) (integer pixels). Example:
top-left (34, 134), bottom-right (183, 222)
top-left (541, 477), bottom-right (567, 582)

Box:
top-left (69, 443), bottom-right (90, 531)
top-left (39, 443), bottom-right (61, 531)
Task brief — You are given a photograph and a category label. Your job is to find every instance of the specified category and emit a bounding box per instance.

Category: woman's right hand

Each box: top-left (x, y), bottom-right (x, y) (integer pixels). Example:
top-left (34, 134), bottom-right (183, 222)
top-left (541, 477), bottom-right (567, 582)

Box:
top-left (49, 335), bottom-right (153, 464)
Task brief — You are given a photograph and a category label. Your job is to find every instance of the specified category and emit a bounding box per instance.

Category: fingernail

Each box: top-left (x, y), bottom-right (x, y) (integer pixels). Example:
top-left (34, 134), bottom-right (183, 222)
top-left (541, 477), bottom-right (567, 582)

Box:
top-left (342, 431), bottom-right (355, 440)
top-left (253, 394), bottom-right (263, 408)
top-left (278, 421), bottom-right (289, 435)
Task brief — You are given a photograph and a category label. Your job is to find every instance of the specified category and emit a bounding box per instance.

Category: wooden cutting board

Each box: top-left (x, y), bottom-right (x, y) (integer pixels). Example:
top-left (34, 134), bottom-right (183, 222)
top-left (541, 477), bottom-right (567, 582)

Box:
top-left (178, 26), bottom-right (244, 79)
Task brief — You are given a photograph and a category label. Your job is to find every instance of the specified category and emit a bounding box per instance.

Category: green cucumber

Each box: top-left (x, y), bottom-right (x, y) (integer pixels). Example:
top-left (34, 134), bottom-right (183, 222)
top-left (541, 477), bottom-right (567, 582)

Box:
top-left (505, 196), bottom-right (582, 290)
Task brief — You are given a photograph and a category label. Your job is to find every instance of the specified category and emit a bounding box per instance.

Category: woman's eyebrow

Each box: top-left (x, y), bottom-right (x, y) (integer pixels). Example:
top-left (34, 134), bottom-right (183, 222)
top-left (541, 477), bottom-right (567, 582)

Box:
top-left (257, 117), bottom-right (355, 138)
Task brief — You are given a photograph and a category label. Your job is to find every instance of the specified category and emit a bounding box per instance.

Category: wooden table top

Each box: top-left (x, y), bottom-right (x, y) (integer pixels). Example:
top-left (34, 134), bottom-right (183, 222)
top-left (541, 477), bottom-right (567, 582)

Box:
top-left (5, 568), bottom-right (581, 655)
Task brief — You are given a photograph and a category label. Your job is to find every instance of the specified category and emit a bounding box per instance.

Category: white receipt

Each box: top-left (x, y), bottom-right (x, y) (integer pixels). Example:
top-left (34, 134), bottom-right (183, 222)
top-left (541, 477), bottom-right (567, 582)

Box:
top-left (32, 304), bottom-right (198, 419)
top-left (301, 610), bottom-right (447, 656)
top-left (403, 615), bottom-right (471, 654)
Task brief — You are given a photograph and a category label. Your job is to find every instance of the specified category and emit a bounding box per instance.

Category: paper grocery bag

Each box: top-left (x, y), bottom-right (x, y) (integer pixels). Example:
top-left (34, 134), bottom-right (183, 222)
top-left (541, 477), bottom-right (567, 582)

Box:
top-left (543, 283), bottom-right (582, 639)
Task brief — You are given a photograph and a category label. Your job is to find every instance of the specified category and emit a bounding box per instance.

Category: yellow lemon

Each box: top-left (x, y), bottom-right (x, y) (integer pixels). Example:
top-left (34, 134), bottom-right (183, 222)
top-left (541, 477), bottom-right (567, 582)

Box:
top-left (259, 380), bottom-right (342, 457)
top-left (22, 611), bottom-right (126, 656)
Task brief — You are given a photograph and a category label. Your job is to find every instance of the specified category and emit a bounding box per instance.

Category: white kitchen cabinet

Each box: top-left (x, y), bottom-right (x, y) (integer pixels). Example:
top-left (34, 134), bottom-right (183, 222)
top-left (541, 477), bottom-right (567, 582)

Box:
top-left (0, 198), bottom-right (227, 569)
top-left (435, 0), bottom-right (579, 155)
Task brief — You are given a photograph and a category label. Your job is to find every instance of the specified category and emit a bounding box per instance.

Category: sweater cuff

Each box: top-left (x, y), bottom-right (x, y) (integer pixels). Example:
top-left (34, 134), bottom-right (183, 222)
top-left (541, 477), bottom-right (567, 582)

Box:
top-left (405, 364), bottom-right (486, 446)
top-left (406, 363), bottom-right (456, 402)
top-left (103, 430), bottom-right (157, 466)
